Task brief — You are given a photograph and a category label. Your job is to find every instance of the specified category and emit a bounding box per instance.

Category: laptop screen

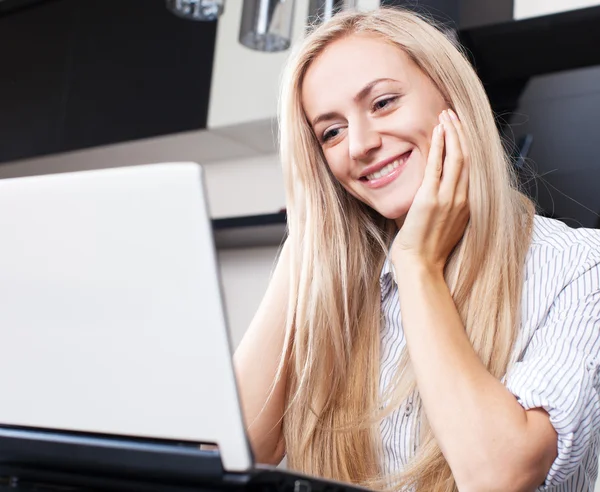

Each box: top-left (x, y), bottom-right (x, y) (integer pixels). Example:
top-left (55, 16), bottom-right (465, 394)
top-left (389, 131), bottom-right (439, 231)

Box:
top-left (0, 163), bottom-right (252, 472)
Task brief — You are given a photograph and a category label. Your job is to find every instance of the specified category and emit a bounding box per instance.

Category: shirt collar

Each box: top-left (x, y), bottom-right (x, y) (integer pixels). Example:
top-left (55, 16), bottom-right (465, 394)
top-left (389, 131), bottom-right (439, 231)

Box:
top-left (380, 230), bottom-right (399, 282)
top-left (380, 232), bottom-right (399, 293)
top-left (379, 256), bottom-right (396, 302)
top-left (381, 256), bottom-right (394, 280)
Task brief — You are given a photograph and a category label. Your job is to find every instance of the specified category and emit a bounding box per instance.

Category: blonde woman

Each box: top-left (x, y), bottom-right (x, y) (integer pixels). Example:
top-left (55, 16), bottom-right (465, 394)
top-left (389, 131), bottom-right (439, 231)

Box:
top-left (234, 7), bottom-right (600, 492)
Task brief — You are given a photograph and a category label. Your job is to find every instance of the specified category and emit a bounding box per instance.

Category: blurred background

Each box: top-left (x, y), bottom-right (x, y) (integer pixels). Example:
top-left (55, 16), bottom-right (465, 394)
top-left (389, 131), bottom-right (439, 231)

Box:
top-left (0, 0), bottom-right (599, 449)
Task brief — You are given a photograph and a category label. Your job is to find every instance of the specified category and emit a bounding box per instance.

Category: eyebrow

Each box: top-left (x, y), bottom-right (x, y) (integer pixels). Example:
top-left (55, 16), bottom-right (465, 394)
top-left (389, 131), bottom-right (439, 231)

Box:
top-left (311, 78), bottom-right (398, 127)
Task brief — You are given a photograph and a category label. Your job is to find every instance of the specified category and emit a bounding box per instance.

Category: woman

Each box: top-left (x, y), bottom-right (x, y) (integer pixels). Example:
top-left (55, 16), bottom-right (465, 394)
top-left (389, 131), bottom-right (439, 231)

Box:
top-left (234, 7), bottom-right (600, 492)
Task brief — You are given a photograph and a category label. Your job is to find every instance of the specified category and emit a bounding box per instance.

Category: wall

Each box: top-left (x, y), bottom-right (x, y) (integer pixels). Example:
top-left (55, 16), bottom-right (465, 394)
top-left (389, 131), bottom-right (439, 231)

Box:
top-left (207, 0), bottom-right (310, 128)
top-left (218, 246), bottom-right (281, 350)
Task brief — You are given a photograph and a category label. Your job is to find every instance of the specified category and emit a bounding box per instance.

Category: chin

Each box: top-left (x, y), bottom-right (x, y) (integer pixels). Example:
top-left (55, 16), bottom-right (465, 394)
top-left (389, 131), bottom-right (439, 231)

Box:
top-left (372, 186), bottom-right (419, 224)
top-left (375, 203), bottom-right (410, 222)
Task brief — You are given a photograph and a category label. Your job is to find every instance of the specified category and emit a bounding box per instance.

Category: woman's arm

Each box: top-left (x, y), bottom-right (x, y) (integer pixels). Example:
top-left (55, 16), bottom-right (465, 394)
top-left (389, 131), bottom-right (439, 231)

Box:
top-left (391, 110), bottom-right (557, 492)
top-left (233, 241), bottom-right (291, 465)
top-left (393, 260), bottom-right (557, 492)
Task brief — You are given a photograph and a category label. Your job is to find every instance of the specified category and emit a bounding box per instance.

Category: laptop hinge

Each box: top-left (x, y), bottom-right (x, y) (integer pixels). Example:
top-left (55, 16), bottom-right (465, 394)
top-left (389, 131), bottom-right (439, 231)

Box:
top-left (0, 426), bottom-right (229, 490)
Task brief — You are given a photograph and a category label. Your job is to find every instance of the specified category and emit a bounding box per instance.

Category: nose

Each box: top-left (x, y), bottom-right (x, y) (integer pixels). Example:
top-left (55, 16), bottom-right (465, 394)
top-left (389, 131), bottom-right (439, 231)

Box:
top-left (348, 119), bottom-right (382, 161)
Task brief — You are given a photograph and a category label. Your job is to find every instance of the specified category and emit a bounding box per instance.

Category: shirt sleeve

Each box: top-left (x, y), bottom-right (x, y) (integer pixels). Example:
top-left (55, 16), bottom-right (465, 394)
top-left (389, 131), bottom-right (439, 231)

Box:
top-left (504, 251), bottom-right (600, 488)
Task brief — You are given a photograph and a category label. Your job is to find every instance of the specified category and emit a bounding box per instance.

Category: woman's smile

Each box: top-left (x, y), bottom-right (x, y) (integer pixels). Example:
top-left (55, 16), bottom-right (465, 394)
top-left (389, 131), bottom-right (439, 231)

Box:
top-left (359, 149), bottom-right (413, 188)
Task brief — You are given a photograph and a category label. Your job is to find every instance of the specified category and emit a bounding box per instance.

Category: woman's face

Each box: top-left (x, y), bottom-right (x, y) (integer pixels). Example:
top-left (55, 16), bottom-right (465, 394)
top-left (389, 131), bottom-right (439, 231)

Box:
top-left (302, 34), bottom-right (448, 225)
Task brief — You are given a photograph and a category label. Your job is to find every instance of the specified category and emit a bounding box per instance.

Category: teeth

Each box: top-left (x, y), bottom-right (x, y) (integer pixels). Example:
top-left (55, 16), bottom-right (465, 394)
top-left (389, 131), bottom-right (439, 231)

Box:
top-left (366, 158), bottom-right (401, 181)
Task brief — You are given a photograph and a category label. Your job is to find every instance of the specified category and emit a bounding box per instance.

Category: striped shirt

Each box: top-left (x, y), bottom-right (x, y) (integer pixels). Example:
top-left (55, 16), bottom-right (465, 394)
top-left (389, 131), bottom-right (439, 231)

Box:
top-left (379, 215), bottom-right (600, 491)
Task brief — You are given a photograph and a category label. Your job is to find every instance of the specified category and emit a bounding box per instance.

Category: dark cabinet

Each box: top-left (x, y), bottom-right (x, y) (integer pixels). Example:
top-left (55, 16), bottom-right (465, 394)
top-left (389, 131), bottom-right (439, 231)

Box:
top-left (61, 0), bottom-right (216, 153)
top-left (0, 0), bottom-right (217, 164)
top-left (0, 0), bottom-right (73, 163)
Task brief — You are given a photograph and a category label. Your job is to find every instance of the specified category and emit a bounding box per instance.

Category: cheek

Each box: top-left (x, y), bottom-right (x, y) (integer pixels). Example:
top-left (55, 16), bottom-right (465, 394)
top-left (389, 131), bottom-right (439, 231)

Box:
top-left (324, 158), bottom-right (364, 201)
top-left (327, 164), bottom-right (345, 184)
top-left (324, 150), bottom-right (352, 182)
top-left (394, 150), bottom-right (428, 205)
top-left (411, 157), bottom-right (427, 190)
top-left (410, 148), bottom-right (428, 183)
top-left (396, 101), bottom-right (440, 143)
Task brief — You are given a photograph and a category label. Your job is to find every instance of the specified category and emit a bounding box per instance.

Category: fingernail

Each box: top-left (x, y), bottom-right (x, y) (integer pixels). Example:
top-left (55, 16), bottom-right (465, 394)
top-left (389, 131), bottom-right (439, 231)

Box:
top-left (448, 109), bottom-right (458, 120)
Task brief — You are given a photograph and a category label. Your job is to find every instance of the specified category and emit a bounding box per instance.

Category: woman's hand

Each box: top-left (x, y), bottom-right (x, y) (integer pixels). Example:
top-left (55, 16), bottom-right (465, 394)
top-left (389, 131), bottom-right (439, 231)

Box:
top-left (391, 109), bottom-right (470, 274)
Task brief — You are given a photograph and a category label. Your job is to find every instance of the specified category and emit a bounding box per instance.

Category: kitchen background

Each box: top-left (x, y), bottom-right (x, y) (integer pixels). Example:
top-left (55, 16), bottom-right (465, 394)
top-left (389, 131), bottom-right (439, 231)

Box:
top-left (1, 0), bottom-right (599, 484)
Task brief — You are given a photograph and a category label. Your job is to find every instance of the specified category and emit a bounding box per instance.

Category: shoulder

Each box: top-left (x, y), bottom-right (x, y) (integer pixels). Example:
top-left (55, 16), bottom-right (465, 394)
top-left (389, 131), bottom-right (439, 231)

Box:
top-left (529, 215), bottom-right (600, 256)
top-left (518, 216), bottom-right (600, 343)
top-left (525, 215), bottom-right (600, 284)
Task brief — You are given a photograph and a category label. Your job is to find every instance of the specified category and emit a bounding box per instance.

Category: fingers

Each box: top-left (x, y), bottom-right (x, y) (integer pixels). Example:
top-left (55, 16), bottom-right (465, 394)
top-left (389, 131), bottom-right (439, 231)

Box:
top-left (439, 110), bottom-right (464, 197)
top-left (423, 122), bottom-right (445, 189)
top-left (447, 109), bottom-right (470, 200)
top-left (449, 109), bottom-right (469, 162)
top-left (423, 109), bottom-right (470, 209)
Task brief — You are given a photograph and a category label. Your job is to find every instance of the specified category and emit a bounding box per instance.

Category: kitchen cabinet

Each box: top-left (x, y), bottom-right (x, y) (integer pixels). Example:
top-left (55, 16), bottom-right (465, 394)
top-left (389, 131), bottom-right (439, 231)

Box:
top-left (0, 1), bottom-right (73, 162)
top-left (0, 0), bottom-right (217, 164)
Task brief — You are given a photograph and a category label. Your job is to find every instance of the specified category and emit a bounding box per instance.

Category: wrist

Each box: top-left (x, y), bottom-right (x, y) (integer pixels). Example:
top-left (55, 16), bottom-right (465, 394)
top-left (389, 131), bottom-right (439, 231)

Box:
top-left (391, 252), bottom-right (445, 282)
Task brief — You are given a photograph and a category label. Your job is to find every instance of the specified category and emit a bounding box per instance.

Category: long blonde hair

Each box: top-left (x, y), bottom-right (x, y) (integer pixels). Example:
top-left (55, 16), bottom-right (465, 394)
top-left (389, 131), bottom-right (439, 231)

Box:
top-left (276, 7), bottom-right (534, 491)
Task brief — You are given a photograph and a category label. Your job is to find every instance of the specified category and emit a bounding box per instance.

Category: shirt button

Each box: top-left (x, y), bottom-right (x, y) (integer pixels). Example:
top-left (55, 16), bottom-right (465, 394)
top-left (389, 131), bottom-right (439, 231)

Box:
top-left (586, 357), bottom-right (597, 371)
top-left (404, 403), bottom-right (413, 416)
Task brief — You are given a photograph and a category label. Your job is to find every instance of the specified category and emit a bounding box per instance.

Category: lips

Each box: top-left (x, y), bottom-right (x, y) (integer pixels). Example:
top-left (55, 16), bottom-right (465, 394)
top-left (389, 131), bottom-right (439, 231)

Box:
top-left (359, 150), bottom-right (412, 189)
top-left (364, 158), bottom-right (402, 181)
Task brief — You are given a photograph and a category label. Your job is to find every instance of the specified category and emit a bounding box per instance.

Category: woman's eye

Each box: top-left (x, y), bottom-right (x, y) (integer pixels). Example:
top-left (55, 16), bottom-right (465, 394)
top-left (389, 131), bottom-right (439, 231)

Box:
top-left (322, 127), bottom-right (341, 142)
top-left (373, 96), bottom-right (399, 112)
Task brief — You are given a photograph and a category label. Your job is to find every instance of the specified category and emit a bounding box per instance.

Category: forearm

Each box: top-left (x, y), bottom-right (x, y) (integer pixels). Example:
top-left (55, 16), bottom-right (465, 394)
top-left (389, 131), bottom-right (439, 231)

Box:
top-left (394, 259), bottom-right (555, 491)
top-left (234, 243), bottom-right (291, 464)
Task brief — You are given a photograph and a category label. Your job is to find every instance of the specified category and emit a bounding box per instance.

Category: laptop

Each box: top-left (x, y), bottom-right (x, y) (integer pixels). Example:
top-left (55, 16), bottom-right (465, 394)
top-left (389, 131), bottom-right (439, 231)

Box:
top-left (0, 163), bottom-right (367, 492)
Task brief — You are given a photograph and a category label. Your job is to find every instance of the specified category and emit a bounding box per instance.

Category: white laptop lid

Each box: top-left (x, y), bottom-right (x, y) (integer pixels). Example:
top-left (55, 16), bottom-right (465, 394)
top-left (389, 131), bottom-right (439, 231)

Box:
top-left (0, 163), bottom-right (253, 472)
